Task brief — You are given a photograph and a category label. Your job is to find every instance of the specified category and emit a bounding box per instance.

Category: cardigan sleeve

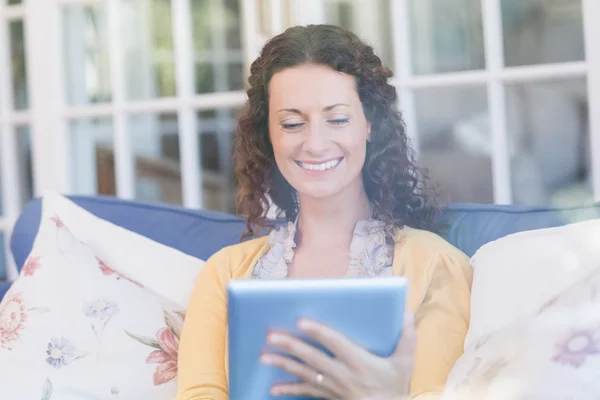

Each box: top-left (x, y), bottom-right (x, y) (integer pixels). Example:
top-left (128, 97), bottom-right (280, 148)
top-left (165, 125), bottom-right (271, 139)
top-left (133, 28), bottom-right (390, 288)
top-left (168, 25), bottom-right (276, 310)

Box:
top-left (176, 248), bottom-right (231, 400)
top-left (409, 250), bottom-right (473, 399)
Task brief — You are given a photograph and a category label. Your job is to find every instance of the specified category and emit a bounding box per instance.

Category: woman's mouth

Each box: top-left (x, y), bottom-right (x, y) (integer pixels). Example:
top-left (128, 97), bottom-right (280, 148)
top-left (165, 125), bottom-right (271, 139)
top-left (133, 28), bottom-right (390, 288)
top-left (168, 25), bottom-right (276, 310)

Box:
top-left (294, 157), bottom-right (343, 173)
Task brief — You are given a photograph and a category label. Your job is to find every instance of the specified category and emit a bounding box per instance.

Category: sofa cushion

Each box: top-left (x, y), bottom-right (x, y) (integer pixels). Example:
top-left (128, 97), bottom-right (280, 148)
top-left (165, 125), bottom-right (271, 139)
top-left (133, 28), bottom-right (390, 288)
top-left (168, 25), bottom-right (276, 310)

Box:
top-left (11, 196), bottom-right (600, 270)
top-left (438, 202), bottom-right (600, 257)
top-left (0, 194), bottom-right (188, 399)
top-left (43, 192), bottom-right (205, 308)
top-left (442, 260), bottom-right (600, 399)
top-left (465, 217), bottom-right (600, 349)
top-left (0, 282), bottom-right (10, 301)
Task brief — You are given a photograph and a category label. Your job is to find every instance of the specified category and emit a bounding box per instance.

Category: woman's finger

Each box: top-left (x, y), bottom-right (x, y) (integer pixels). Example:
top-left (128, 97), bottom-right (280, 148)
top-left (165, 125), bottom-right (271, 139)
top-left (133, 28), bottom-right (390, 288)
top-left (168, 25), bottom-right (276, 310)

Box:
top-left (271, 382), bottom-right (332, 399)
top-left (267, 331), bottom-right (349, 383)
top-left (261, 352), bottom-right (342, 397)
top-left (297, 318), bottom-right (371, 370)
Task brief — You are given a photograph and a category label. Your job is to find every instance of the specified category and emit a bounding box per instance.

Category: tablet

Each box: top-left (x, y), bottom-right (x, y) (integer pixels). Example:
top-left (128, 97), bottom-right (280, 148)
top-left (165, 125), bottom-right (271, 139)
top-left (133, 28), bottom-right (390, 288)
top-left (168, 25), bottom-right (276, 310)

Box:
top-left (227, 276), bottom-right (407, 400)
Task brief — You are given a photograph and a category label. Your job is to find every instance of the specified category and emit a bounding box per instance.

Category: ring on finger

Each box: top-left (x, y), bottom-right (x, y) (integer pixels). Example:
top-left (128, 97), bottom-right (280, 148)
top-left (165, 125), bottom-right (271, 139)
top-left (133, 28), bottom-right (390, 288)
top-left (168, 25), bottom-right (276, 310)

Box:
top-left (265, 353), bottom-right (339, 394)
top-left (315, 373), bottom-right (324, 386)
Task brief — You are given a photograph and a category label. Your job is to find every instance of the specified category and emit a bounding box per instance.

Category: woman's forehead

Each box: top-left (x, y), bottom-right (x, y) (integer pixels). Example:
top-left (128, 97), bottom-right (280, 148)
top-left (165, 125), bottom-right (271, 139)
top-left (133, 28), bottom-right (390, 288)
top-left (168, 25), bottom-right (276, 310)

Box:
top-left (269, 65), bottom-right (359, 110)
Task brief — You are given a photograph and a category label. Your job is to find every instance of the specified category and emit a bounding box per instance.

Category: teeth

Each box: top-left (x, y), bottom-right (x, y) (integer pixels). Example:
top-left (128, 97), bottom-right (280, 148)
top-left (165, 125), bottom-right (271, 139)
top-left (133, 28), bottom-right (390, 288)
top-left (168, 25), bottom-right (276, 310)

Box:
top-left (299, 158), bottom-right (341, 172)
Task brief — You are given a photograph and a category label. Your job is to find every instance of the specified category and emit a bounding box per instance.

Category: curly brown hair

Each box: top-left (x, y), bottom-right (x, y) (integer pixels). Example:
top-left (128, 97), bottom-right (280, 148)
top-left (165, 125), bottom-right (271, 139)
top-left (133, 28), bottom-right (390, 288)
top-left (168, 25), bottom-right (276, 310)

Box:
top-left (234, 24), bottom-right (437, 239)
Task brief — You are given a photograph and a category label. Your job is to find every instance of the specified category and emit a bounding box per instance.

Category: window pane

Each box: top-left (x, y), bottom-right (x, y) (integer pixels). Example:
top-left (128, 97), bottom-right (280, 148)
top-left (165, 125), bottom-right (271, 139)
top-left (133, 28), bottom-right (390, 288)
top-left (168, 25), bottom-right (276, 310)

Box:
top-left (10, 20), bottom-right (28, 110)
top-left (502, 0), bottom-right (584, 67)
top-left (122, 0), bottom-right (177, 100)
top-left (192, 0), bottom-right (244, 94)
top-left (197, 107), bottom-right (240, 213)
top-left (130, 113), bottom-right (182, 205)
top-left (324, 0), bottom-right (394, 71)
top-left (408, 0), bottom-right (485, 74)
top-left (63, 5), bottom-right (112, 105)
top-left (69, 118), bottom-right (116, 196)
top-left (224, 0), bottom-right (242, 49)
top-left (507, 79), bottom-right (591, 205)
top-left (415, 86), bottom-right (493, 203)
top-left (0, 126), bottom-right (34, 215)
top-left (16, 126), bottom-right (33, 207)
top-left (195, 64), bottom-right (215, 93)
top-left (126, 110), bottom-right (242, 210)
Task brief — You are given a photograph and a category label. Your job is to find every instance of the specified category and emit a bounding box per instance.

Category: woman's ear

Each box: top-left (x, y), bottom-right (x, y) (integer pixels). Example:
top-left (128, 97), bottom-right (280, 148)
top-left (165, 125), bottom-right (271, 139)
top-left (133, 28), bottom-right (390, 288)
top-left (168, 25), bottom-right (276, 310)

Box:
top-left (366, 123), bottom-right (372, 142)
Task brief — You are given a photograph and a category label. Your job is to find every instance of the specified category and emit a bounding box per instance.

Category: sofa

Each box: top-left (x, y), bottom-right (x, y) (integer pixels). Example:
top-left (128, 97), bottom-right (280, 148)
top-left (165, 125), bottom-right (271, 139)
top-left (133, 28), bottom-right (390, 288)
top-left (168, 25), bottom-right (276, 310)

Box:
top-left (2, 194), bottom-right (600, 399)
top-left (3, 194), bottom-right (600, 300)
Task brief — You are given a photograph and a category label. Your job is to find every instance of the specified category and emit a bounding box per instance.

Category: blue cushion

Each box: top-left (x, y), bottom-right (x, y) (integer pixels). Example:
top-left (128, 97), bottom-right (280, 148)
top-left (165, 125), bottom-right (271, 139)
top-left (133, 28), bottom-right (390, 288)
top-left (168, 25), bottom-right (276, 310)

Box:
top-left (438, 203), bottom-right (600, 257)
top-left (9, 195), bottom-right (600, 272)
top-left (0, 281), bottom-right (11, 300)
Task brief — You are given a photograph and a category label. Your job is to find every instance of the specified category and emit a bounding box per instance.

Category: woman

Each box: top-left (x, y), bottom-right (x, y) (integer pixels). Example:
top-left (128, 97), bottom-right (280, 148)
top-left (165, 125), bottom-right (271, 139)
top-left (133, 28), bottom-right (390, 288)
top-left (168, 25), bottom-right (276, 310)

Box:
top-left (177, 24), bottom-right (472, 400)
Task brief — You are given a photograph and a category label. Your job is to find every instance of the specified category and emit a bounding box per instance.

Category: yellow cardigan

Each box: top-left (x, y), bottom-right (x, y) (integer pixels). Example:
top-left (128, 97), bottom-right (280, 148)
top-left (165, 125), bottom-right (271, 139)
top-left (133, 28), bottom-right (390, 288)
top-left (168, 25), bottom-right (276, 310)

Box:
top-left (177, 226), bottom-right (473, 400)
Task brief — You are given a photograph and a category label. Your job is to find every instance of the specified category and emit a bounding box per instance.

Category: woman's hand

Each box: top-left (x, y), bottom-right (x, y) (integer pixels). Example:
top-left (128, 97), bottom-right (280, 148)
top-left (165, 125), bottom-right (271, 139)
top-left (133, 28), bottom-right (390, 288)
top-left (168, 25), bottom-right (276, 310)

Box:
top-left (260, 313), bottom-right (416, 399)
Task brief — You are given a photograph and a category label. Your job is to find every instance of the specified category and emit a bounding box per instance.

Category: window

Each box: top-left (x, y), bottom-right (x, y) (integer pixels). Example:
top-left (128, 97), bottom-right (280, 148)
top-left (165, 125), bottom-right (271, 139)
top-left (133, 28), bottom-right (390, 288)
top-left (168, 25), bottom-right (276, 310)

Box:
top-left (0, 0), bottom-right (34, 281)
top-left (2, 0), bottom-right (600, 281)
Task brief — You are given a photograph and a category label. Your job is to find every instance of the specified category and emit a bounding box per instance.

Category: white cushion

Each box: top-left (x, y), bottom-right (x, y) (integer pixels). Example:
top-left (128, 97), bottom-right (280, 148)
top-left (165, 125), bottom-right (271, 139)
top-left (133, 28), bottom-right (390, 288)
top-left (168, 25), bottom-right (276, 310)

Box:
top-left (442, 263), bottom-right (600, 399)
top-left (42, 192), bottom-right (205, 308)
top-left (465, 218), bottom-right (600, 348)
top-left (0, 193), bottom-right (204, 399)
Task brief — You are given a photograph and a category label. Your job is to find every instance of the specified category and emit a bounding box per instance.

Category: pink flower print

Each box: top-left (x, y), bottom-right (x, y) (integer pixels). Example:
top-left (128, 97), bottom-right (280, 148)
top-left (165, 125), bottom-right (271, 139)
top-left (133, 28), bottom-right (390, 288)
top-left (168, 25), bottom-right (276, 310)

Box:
top-left (96, 257), bottom-right (144, 288)
top-left (97, 257), bottom-right (115, 276)
top-left (552, 328), bottom-right (600, 368)
top-left (22, 256), bottom-right (41, 277)
top-left (146, 327), bottom-right (179, 385)
top-left (50, 216), bottom-right (64, 228)
top-left (126, 309), bottom-right (185, 386)
top-left (0, 293), bottom-right (28, 350)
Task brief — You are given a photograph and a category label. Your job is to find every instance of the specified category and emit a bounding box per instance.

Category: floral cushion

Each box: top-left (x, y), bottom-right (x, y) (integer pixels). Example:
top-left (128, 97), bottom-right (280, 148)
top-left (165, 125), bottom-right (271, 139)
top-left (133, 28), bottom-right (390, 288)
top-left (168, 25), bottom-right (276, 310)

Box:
top-left (464, 218), bottom-right (600, 350)
top-left (441, 265), bottom-right (600, 400)
top-left (41, 192), bottom-right (205, 308)
top-left (0, 198), bottom-right (192, 399)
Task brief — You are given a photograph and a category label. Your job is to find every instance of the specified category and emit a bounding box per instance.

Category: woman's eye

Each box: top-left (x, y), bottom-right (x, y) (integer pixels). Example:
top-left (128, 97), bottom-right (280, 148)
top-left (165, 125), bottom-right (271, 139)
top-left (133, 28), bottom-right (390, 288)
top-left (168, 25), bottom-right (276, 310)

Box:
top-left (329, 118), bottom-right (350, 126)
top-left (281, 122), bottom-right (304, 130)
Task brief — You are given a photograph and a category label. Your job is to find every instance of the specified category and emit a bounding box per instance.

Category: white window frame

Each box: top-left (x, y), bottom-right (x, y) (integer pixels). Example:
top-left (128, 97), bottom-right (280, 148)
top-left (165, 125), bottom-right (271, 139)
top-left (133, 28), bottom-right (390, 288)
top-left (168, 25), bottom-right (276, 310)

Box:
top-left (583, 0), bottom-right (600, 201)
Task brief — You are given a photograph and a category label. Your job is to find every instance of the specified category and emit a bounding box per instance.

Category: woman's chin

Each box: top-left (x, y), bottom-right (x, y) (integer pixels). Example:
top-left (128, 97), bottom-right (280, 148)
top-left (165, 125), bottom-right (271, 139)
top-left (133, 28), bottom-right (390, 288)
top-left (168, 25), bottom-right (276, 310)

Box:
top-left (296, 184), bottom-right (345, 201)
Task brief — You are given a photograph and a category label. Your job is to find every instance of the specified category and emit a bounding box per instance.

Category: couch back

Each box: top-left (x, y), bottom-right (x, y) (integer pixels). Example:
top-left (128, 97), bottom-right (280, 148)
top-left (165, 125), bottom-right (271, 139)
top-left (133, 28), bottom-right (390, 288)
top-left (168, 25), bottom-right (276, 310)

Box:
top-left (11, 195), bottom-right (600, 269)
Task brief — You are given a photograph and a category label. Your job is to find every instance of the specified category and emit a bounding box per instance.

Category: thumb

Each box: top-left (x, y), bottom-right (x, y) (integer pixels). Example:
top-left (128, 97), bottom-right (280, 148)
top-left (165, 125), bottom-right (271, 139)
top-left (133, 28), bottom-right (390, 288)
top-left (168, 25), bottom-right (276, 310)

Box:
top-left (393, 312), bottom-right (417, 362)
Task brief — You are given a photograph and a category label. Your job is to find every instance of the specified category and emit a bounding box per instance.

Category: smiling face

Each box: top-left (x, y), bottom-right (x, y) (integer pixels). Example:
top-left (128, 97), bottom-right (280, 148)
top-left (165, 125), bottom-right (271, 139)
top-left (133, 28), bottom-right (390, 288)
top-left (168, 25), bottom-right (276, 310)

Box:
top-left (268, 64), bottom-right (371, 202)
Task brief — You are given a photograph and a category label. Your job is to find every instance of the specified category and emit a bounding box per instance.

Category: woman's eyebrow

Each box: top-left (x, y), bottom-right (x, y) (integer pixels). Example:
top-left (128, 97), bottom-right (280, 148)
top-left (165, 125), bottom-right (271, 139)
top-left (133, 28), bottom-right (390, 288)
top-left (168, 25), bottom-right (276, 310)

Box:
top-left (323, 103), bottom-right (350, 111)
top-left (277, 103), bottom-right (350, 114)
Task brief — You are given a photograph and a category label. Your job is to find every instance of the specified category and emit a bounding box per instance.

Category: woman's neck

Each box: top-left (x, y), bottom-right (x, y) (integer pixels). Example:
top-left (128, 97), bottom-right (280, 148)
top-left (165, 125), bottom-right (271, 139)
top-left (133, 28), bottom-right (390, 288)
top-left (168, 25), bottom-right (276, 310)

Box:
top-left (295, 185), bottom-right (371, 248)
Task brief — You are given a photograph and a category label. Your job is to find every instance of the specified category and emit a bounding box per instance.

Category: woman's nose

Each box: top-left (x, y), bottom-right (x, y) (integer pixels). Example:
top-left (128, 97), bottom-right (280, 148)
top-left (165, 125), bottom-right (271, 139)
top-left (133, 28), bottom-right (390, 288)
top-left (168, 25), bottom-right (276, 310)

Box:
top-left (304, 122), bottom-right (327, 155)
